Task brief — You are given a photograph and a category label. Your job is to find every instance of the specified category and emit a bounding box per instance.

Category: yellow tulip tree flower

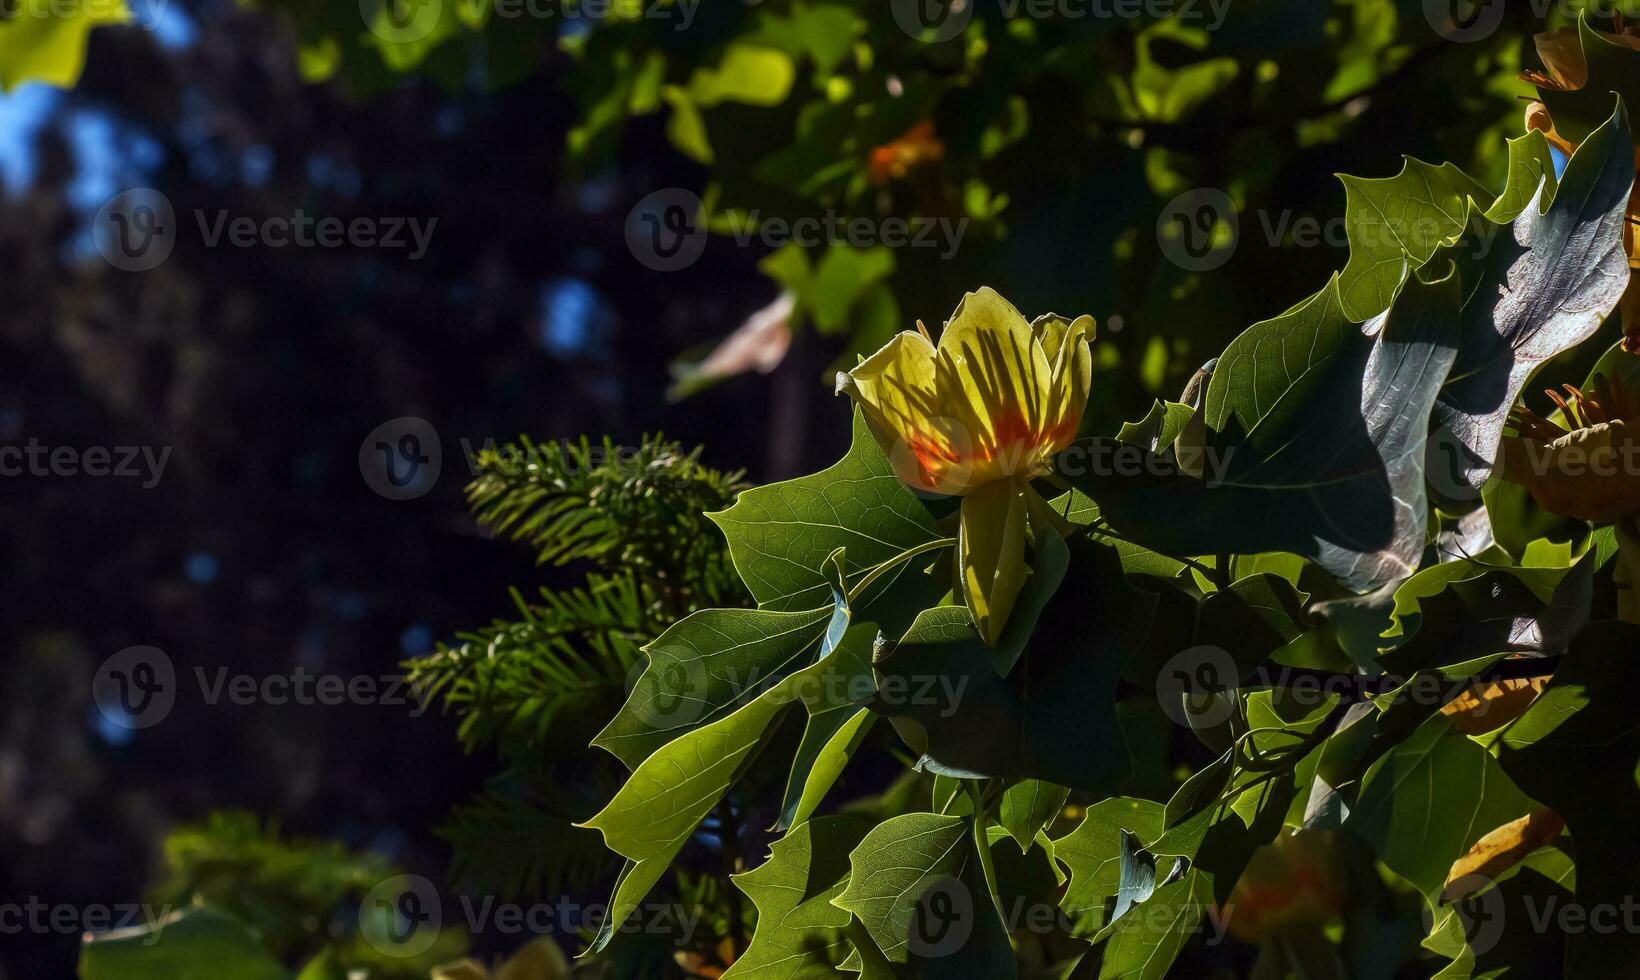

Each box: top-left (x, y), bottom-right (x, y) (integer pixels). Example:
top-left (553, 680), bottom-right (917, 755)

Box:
top-left (835, 287), bottom-right (1093, 644)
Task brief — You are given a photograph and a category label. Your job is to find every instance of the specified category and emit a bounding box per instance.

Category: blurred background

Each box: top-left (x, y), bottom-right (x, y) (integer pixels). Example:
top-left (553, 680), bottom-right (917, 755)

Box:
top-left (0, 0), bottom-right (1585, 975)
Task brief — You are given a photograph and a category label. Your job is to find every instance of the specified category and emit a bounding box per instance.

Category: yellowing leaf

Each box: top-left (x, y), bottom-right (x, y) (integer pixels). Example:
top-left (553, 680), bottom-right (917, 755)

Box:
top-left (0, 0), bottom-right (129, 92)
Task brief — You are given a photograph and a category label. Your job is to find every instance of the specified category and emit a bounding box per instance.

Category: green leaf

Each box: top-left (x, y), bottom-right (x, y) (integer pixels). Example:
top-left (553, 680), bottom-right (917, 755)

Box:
top-left (1070, 269), bottom-right (1462, 593)
top-left (1346, 716), bottom-right (1532, 901)
top-left (686, 44), bottom-right (795, 107)
top-left (1377, 552), bottom-right (1593, 677)
top-left (722, 816), bottom-right (874, 980)
top-left (581, 570), bottom-right (853, 952)
top-left (584, 689), bottom-right (798, 954)
top-left (0, 0), bottom-right (129, 92)
top-left (294, 948), bottom-right (348, 980)
top-left (775, 624), bottom-right (880, 831)
top-left (1428, 846), bottom-right (1575, 978)
top-left (1054, 798), bottom-right (1168, 939)
top-left (872, 537), bottom-right (1152, 791)
top-left (78, 906), bottom-right (290, 980)
top-left (1337, 159), bottom-right (1490, 322)
top-left (710, 408), bottom-right (945, 616)
top-left (594, 594), bottom-right (846, 768)
top-left (832, 812), bottom-right (1016, 978)
top-left (1430, 101), bottom-right (1634, 500)
top-left (1095, 869), bottom-right (1213, 980)
top-left (811, 246), bottom-right (896, 335)
top-left (1498, 620), bottom-right (1640, 975)
top-left (1583, 338), bottom-right (1640, 391)
top-left (1115, 399), bottom-right (1194, 453)
top-left (1335, 131), bottom-right (1555, 322)
top-left (1486, 129), bottom-right (1562, 226)
top-left (1194, 572), bottom-right (1311, 670)
top-left (997, 780), bottom-right (1070, 852)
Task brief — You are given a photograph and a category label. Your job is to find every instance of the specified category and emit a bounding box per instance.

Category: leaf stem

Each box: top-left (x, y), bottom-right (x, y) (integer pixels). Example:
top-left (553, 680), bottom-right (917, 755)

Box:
top-left (965, 783), bottom-right (1009, 926)
top-left (846, 537), bottom-right (959, 603)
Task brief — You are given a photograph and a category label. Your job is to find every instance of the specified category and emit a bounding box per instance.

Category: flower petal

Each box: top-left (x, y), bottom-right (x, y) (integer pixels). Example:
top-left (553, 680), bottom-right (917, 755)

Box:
top-left (935, 288), bottom-right (1055, 481)
top-left (959, 479), bottom-right (1029, 645)
top-left (1032, 312), bottom-right (1095, 452)
top-left (837, 330), bottom-right (960, 492)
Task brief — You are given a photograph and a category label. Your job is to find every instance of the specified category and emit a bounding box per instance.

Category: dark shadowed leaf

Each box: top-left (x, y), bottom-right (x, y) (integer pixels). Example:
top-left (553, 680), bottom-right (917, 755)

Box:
top-left (1067, 270), bottom-right (1461, 593)
top-left (1498, 620), bottom-right (1640, 975)
top-left (1429, 101), bottom-right (1633, 501)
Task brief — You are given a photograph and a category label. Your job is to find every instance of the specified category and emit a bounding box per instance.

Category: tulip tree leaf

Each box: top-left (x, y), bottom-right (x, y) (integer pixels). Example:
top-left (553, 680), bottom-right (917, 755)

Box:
top-left (1068, 268), bottom-right (1461, 593)
top-left (832, 812), bottom-right (1016, 978)
top-left (1053, 797), bottom-right (1168, 938)
top-left (1584, 338), bottom-right (1640, 391)
top-left (78, 906), bottom-right (290, 980)
top-left (1498, 620), bottom-right (1640, 975)
top-left (774, 624), bottom-right (880, 831)
top-left (1115, 399), bottom-right (1194, 453)
top-left (997, 779), bottom-right (1070, 852)
top-left (594, 595), bottom-right (847, 768)
top-left (710, 408), bottom-right (945, 616)
top-left (1428, 853), bottom-right (1575, 979)
top-left (1377, 552), bottom-right (1594, 676)
top-left (871, 537), bottom-right (1153, 791)
top-left (721, 816), bottom-right (874, 980)
top-left (1345, 715), bottom-right (1533, 901)
top-left (1337, 160), bottom-right (1490, 322)
top-left (1429, 101), bottom-right (1633, 500)
top-left (1096, 869), bottom-right (1213, 980)
top-left (1336, 131), bottom-right (1556, 322)
top-left (582, 574), bottom-right (853, 952)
